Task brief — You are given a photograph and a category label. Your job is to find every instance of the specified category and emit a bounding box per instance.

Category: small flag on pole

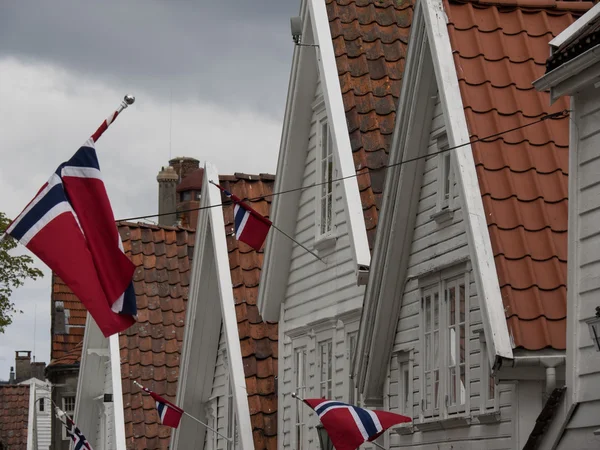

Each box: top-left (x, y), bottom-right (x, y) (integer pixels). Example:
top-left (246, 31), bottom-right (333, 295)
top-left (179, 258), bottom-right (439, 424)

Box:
top-left (54, 405), bottom-right (93, 450)
top-left (302, 398), bottom-right (411, 450)
top-left (4, 99), bottom-right (137, 337)
top-left (211, 181), bottom-right (272, 251)
top-left (135, 381), bottom-right (184, 428)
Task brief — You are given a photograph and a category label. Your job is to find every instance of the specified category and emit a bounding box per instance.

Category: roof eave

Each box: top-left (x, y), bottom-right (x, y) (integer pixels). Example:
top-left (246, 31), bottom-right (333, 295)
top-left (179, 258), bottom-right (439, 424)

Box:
top-left (534, 46), bottom-right (600, 103)
top-left (257, 0), bottom-right (316, 322)
top-left (355, 2), bottom-right (437, 405)
top-left (309, 0), bottom-right (372, 274)
top-left (549, 2), bottom-right (600, 49)
top-left (425, 0), bottom-right (513, 364)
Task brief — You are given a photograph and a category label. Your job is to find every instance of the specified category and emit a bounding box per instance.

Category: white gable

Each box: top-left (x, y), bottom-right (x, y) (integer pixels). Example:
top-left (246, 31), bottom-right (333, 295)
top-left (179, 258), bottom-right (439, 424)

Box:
top-left (171, 163), bottom-right (252, 450)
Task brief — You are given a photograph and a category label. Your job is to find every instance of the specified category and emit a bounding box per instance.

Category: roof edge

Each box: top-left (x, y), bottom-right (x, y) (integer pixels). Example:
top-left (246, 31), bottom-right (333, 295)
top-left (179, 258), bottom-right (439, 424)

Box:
top-left (549, 1), bottom-right (600, 49)
top-left (257, 0), bottom-right (314, 322)
top-left (355, 1), bottom-right (438, 405)
top-left (427, 0), bottom-right (513, 363)
top-left (309, 0), bottom-right (372, 273)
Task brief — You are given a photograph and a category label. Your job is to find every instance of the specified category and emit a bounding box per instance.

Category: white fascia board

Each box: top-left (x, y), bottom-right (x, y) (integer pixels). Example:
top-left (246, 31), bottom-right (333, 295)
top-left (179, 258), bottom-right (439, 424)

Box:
top-left (549, 2), bottom-right (600, 49)
top-left (205, 163), bottom-right (253, 450)
top-left (257, 0), bottom-right (316, 322)
top-left (109, 333), bottom-right (126, 450)
top-left (309, 0), bottom-right (372, 273)
top-left (356, 2), bottom-right (437, 404)
top-left (423, 0), bottom-right (513, 364)
top-left (171, 168), bottom-right (218, 450)
top-left (26, 382), bottom-right (36, 450)
top-left (74, 315), bottom-right (108, 446)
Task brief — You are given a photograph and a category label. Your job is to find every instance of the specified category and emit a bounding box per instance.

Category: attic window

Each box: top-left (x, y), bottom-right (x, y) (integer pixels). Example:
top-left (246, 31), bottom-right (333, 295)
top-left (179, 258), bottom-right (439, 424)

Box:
top-left (314, 109), bottom-right (336, 249)
top-left (432, 134), bottom-right (455, 224)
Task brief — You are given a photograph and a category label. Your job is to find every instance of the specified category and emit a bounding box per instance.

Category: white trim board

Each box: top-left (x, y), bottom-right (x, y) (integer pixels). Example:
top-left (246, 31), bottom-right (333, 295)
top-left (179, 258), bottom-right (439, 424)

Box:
top-left (421, 0), bottom-right (512, 364)
top-left (257, 0), bottom-right (371, 322)
top-left (354, 0), bottom-right (438, 405)
top-left (171, 162), bottom-right (253, 450)
top-left (355, 0), bottom-right (513, 404)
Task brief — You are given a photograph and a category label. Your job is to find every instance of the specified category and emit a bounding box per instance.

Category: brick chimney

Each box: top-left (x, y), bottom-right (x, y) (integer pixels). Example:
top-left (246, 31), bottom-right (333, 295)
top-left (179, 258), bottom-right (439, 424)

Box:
top-left (15, 351), bottom-right (31, 383)
top-left (169, 157), bottom-right (199, 182)
top-left (157, 166), bottom-right (179, 226)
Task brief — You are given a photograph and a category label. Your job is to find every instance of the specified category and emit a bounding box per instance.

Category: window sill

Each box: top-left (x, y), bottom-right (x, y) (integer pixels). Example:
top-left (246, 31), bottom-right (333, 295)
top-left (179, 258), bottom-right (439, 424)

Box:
top-left (414, 416), bottom-right (471, 432)
top-left (430, 208), bottom-right (454, 224)
top-left (473, 410), bottom-right (501, 424)
top-left (314, 234), bottom-right (336, 252)
top-left (392, 423), bottom-right (415, 435)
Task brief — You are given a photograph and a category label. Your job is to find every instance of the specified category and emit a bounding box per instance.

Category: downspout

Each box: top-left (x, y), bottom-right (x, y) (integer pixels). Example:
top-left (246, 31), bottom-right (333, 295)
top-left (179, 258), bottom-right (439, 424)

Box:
top-left (506, 355), bottom-right (565, 398)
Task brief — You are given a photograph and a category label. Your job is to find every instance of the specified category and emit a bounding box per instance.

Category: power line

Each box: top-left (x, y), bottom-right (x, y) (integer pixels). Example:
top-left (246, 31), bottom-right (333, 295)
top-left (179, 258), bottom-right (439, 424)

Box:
top-left (117, 109), bottom-right (569, 223)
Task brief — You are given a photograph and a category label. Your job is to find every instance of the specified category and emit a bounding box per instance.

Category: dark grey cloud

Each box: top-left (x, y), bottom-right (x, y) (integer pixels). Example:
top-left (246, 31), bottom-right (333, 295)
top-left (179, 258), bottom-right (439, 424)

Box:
top-left (0, 0), bottom-right (299, 117)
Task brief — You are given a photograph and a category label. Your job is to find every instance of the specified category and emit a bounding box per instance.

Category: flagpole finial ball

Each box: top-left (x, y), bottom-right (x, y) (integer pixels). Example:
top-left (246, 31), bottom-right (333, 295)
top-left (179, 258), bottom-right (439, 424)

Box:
top-left (124, 95), bottom-right (135, 105)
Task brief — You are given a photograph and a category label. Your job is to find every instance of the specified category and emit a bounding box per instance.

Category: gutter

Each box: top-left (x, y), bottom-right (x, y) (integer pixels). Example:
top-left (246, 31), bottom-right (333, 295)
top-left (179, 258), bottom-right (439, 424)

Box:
top-left (500, 354), bottom-right (565, 397)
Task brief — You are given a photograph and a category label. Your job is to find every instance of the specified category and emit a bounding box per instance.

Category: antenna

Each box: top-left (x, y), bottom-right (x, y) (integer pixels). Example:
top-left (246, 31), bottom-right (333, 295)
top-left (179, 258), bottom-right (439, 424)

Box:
top-left (169, 88), bottom-right (173, 160)
top-left (33, 304), bottom-right (37, 363)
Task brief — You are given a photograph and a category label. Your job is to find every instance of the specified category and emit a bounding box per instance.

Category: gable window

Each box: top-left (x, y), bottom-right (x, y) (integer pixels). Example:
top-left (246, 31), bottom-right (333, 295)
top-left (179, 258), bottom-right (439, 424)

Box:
top-left (390, 351), bottom-right (414, 417)
top-left (319, 339), bottom-right (333, 398)
top-left (420, 269), bottom-right (469, 420)
top-left (347, 331), bottom-right (359, 404)
top-left (480, 336), bottom-right (499, 412)
top-left (316, 113), bottom-right (335, 243)
top-left (226, 378), bottom-right (238, 450)
top-left (294, 345), bottom-right (308, 449)
top-left (432, 134), bottom-right (455, 223)
top-left (62, 395), bottom-right (76, 439)
top-left (39, 397), bottom-right (44, 412)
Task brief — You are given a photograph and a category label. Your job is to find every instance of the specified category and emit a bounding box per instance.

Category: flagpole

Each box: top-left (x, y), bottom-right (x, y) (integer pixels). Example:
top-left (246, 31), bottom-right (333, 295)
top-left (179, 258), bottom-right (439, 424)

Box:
top-left (208, 181), bottom-right (326, 264)
top-left (133, 380), bottom-right (232, 443)
top-left (181, 411), bottom-right (233, 443)
top-left (0, 95), bottom-right (136, 244)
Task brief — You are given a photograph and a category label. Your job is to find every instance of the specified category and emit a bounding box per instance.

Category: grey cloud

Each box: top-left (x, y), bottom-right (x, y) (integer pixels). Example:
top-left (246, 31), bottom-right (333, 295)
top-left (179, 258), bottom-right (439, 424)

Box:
top-left (0, 0), bottom-right (299, 117)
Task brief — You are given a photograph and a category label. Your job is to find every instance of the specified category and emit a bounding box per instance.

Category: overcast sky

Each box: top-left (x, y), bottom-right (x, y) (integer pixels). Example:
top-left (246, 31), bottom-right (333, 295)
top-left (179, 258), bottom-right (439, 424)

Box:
top-left (0, 0), bottom-right (298, 380)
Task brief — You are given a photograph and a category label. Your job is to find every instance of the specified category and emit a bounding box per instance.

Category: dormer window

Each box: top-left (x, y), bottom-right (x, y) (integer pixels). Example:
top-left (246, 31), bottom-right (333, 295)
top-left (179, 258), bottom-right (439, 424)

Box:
top-left (431, 133), bottom-right (455, 224)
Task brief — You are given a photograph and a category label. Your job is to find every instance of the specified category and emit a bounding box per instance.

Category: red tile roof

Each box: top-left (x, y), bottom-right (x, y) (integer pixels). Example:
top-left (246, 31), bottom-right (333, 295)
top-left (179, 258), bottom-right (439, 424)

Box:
top-left (119, 222), bottom-right (194, 450)
top-left (218, 174), bottom-right (277, 450)
top-left (50, 273), bottom-right (87, 362)
top-left (327, 0), bottom-right (414, 249)
top-left (444, 0), bottom-right (592, 350)
top-left (0, 385), bottom-right (30, 450)
top-left (119, 173), bottom-right (276, 450)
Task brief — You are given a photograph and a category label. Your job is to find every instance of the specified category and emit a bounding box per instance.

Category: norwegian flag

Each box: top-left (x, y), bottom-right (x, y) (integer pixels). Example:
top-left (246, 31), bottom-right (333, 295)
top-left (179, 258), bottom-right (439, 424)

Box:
top-left (137, 382), bottom-right (184, 428)
top-left (55, 406), bottom-right (93, 450)
top-left (5, 139), bottom-right (136, 337)
top-left (213, 182), bottom-right (271, 251)
top-left (303, 398), bottom-right (411, 450)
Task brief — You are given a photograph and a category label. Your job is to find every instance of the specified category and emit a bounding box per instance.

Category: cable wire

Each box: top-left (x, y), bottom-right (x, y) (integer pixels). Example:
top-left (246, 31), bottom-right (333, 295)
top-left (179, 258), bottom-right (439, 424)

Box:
top-left (117, 109), bottom-right (569, 223)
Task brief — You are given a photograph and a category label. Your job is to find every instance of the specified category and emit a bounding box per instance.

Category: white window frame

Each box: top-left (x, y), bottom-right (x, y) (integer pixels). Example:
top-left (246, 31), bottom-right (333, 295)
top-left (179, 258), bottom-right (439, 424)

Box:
top-left (225, 376), bottom-right (238, 450)
top-left (435, 134), bottom-right (455, 214)
top-left (419, 266), bottom-right (470, 421)
top-left (347, 328), bottom-right (359, 405)
top-left (392, 351), bottom-right (414, 417)
top-left (61, 395), bottom-right (76, 440)
top-left (315, 106), bottom-right (336, 245)
top-left (479, 334), bottom-right (500, 412)
top-left (293, 337), bottom-right (310, 450)
top-left (317, 336), bottom-right (334, 399)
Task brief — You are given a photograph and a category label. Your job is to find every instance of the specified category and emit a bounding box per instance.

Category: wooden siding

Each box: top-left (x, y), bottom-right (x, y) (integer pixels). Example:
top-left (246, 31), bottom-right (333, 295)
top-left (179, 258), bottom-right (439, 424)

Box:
top-left (279, 78), bottom-right (365, 449)
top-left (35, 385), bottom-right (52, 450)
top-left (387, 97), bottom-right (514, 449)
top-left (204, 326), bottom-right (230, 450)
top-left (559, 87), bottom-right (600, 448)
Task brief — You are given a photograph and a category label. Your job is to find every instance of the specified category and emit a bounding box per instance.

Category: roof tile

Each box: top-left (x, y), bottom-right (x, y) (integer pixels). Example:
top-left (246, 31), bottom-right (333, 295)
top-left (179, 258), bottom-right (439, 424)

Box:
top-left (0, 385), bottom-right (30, 450)
top-left (328, 0), bottom-right (414, 250)
top-left (444, 0), bottom-right (588, 350)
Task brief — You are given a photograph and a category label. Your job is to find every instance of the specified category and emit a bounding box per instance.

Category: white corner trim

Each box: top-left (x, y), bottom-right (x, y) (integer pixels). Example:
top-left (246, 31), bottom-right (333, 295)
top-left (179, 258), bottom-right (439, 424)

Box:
top-left (109, 333), bottom-right (127, 450)
top-left (423, 0), bottom-right (513, 363)
top-left (26, 382), bottom-right (36, 450)
top-left (205, 163), bottom-right (254, 450)
top-left (309, 0), bottom-right (371, 273)
top-left (549, 2), bottom-right (600, 49)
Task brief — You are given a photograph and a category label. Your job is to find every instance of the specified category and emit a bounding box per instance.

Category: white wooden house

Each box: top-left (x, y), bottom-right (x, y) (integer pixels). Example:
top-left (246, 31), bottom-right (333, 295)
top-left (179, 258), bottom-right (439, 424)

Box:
top-left (19, 378), bottom-right (52, 450)
top-left (66, 164), bottom-right (277, 449)
top-left (351, 0), bottom-right (590, 448)
top-left (531, 3), bottom-right (600, 448)
top-left (257, 0), bottom-right (412, 448)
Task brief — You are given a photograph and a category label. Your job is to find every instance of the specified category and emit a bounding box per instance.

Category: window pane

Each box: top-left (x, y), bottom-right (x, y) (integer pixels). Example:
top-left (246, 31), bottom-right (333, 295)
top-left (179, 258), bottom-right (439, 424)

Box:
top-left (320, 340), bottom-right (333, 398)
top-left (444, 153), bottom-right (451, 198)
top-left (401, 363), bottom-right (410, 414)
top-left (449, 286), bottom-right (456, 326)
